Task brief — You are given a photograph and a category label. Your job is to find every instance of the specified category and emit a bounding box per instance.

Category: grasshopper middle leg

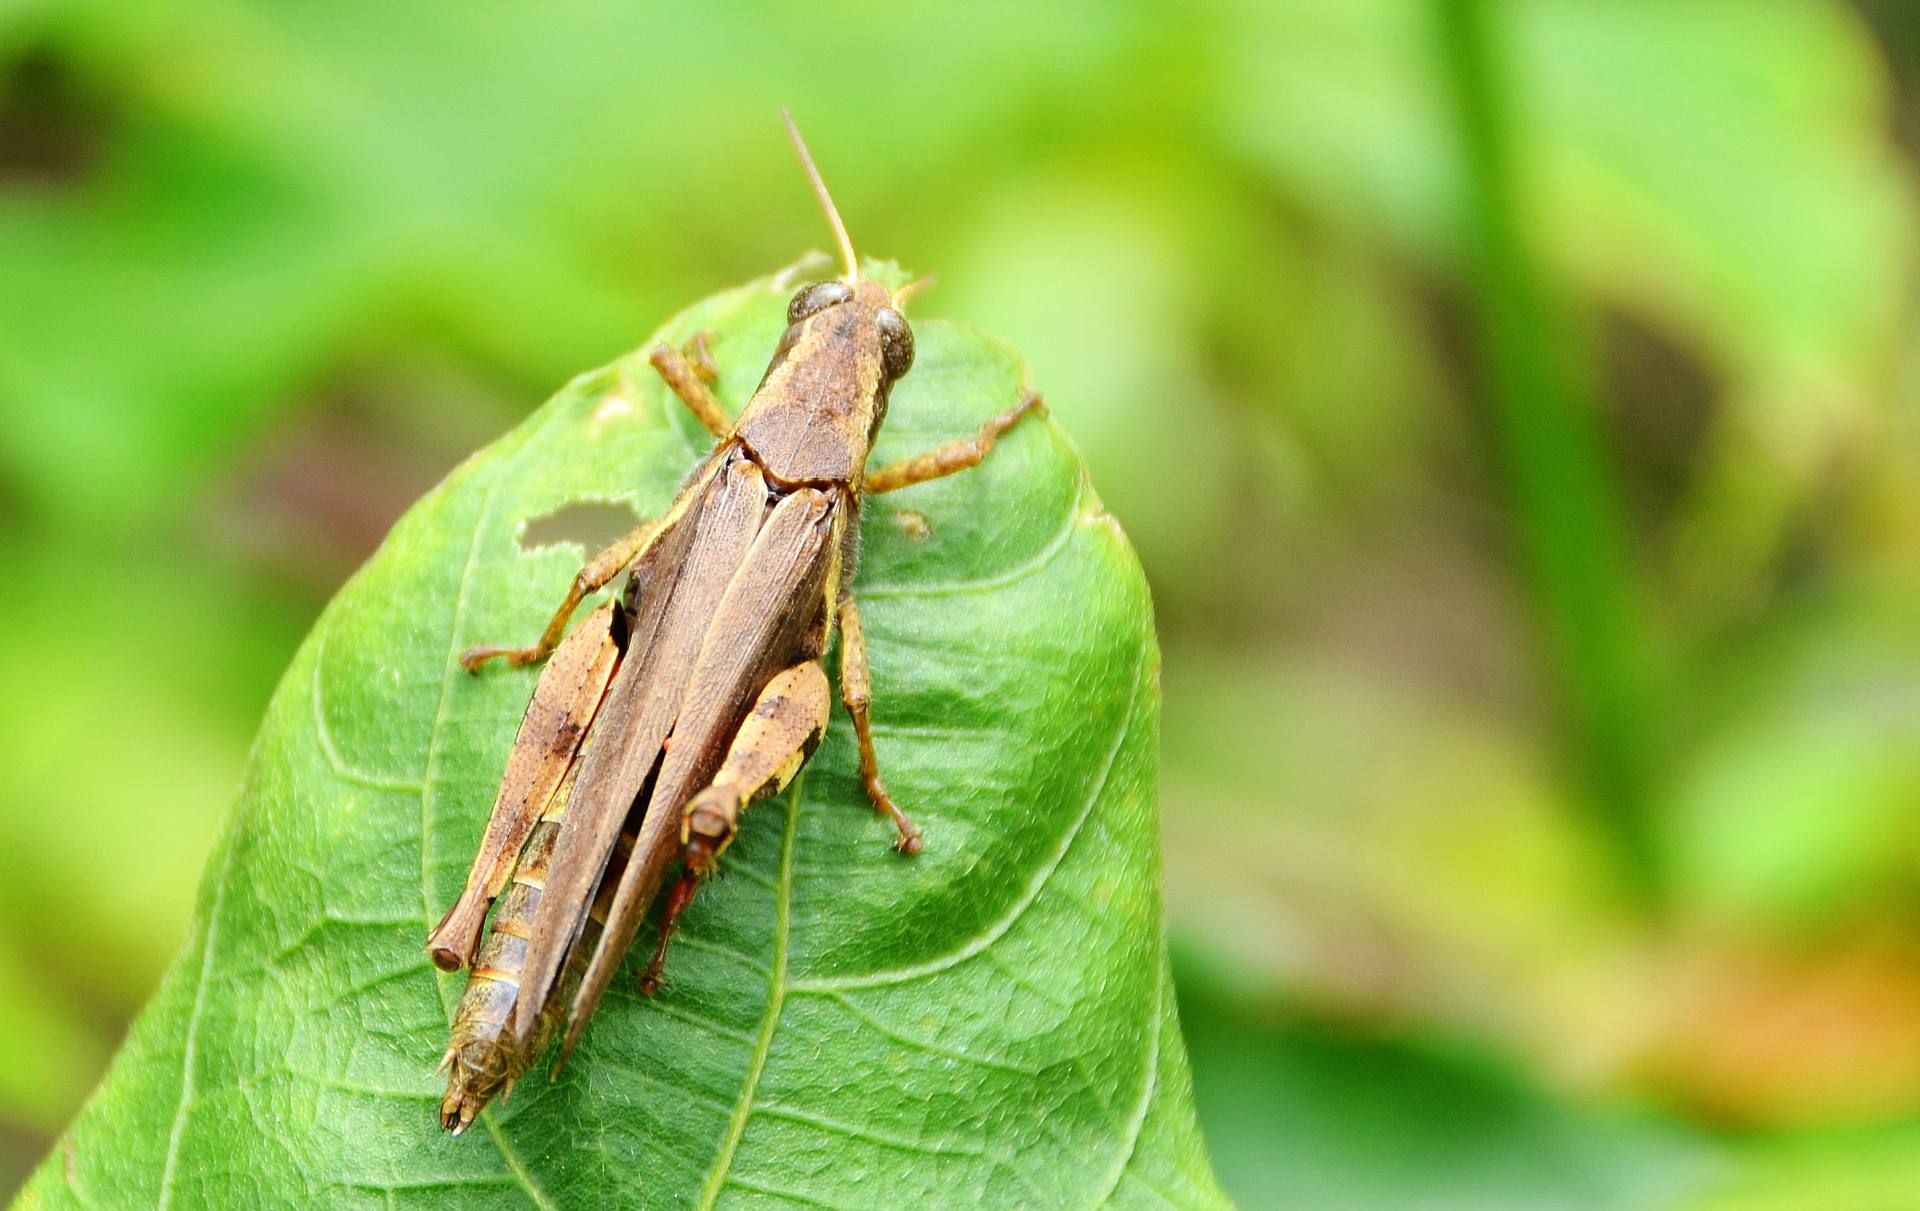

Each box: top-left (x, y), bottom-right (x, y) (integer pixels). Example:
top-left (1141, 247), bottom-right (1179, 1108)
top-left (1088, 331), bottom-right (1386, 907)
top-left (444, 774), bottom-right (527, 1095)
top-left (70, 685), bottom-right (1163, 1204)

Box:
top-left (836, 594), bottom-right (922, 854)
top-left (639, 660), bottom-right (830, 993)
top-left (862, 391), bottom-right (1046, 494)
top-left (460, 517), bottom-right (666, 672)
top-left (461, 333), bottom-right (736, 675)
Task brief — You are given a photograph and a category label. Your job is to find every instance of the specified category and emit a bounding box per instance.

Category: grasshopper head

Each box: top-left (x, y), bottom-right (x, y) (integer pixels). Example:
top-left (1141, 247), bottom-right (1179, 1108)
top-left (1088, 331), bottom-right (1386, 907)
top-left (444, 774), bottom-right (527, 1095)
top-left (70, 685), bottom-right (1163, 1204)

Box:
top-left (784, 277), bottom-right (915, 386)
top-left (779, 111), bottom-right (917, 395)
top-left (734, 114), bottom-right (924, 482)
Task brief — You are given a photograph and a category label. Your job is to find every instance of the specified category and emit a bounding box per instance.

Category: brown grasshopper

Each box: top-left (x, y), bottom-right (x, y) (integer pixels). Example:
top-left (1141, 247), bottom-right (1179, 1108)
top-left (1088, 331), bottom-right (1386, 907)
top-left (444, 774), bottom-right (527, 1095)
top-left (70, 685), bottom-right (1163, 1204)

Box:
top-left (424, 113), bottom-right (1044, 1133)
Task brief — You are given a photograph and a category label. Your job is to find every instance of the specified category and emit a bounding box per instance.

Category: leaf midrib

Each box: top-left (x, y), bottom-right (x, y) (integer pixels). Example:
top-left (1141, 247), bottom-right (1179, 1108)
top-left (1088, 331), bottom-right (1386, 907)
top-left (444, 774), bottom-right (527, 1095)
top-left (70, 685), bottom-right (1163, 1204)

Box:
top-left (695, 769), bottom-right (804, 1209)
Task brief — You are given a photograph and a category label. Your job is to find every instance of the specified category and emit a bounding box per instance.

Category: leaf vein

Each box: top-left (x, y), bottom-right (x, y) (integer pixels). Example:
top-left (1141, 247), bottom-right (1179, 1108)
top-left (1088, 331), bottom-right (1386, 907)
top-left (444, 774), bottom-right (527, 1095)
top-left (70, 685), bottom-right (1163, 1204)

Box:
top-left (480, 1114), bottom-right (558, 1211)
top-left (626, 997), bottom-right (760, 1047)
top-left (812, 989), bottom-right (1040, 1076)
top-left (751, 1101), bottom-right (987, 1161)
top-left (719, 1173), bottom-right (847, 1210)
top-left (788, 663), bottom-right (1140, 994)
top-left (670, 932), bottom-right (775, 977)
top-left (311, 621), bottom-right (424, 793)
top-left (155, 835), bottom-right (232, 1211)
top-left (855, 480), bottom-right (1082, 600)
top-left (1084, 957), bottom-right (1166, 1209)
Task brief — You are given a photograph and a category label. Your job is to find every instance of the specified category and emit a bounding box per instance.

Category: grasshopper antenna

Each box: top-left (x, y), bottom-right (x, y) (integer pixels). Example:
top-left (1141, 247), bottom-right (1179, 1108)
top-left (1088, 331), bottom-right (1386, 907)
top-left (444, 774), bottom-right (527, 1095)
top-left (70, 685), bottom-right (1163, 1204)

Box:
top-left (782, 108), bottom-right (859, 281)
top-left (893, 272), bottom-right (938, 309)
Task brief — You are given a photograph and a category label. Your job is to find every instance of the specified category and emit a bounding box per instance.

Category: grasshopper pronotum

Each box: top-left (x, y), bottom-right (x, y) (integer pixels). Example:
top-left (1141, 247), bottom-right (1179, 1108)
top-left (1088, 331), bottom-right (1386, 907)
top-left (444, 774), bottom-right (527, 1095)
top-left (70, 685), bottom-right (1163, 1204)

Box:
top-left (425, 113), bottom-right (1045, 1133)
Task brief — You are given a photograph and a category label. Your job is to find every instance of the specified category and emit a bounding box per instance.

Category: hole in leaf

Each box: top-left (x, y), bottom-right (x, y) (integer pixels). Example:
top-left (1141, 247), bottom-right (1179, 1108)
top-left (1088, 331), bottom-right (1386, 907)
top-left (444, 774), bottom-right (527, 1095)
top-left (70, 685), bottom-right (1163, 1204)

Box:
top-left (519, 500), bottom-right (644, 553)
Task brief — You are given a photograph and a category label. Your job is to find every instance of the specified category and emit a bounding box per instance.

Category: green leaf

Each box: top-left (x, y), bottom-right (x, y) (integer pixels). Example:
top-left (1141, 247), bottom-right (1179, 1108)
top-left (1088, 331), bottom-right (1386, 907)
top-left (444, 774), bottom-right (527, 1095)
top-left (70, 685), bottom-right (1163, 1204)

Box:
top-left (1179, 975), bottom-right (1720, 1211)
top-left (15, 268), bottom-right (1228, 1210)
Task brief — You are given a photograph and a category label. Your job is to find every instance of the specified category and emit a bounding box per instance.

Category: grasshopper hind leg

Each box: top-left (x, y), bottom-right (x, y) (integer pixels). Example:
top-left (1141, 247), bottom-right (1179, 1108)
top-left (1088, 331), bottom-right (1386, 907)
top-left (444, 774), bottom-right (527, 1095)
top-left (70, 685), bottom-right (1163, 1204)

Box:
top-left (639, 661), bottom-right (831, 994)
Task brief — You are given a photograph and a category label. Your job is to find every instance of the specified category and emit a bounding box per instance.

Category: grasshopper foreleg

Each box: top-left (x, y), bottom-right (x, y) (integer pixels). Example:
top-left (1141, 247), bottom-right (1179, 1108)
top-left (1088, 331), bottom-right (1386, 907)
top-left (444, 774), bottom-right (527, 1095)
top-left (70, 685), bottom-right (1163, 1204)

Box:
top-left (649, 334), bottom-right (732, 439)
top-left (639, 661), bottom-right (830, 993)
top-left (862, 390), bottom-right (1045, 494)
top-left (836, 594), bottom-right (923, 854)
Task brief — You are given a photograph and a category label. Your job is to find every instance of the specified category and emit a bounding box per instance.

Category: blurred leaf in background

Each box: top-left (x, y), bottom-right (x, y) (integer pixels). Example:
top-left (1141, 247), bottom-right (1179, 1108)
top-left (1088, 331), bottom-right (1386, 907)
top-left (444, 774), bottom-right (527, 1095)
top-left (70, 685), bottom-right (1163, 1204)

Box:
top-left (3, 0), bottom-right (1920, 1206)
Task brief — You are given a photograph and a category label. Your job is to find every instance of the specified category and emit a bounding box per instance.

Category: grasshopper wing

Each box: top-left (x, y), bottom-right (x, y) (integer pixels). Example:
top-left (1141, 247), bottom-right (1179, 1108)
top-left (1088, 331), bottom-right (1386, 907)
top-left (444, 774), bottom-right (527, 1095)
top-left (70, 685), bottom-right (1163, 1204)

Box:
top-left (558, 482), bottom-right (840, 1057)
top-left (512, 450), bottom-right (773, 1042)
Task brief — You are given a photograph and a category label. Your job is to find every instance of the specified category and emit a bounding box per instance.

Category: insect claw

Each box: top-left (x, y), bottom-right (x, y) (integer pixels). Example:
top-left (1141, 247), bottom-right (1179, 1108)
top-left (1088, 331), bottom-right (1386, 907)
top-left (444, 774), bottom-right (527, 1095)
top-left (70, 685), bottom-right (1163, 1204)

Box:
top-left (458, 645), bottom-right (511, 674)
top-left (639, 945), bottom-right (674, 997)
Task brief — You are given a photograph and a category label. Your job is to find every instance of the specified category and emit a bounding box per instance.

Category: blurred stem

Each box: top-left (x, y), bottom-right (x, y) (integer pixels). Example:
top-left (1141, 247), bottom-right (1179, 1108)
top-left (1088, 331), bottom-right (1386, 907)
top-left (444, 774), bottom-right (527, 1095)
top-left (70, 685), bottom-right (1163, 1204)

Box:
top-left (1433, 0), bottom-right (1664, 907)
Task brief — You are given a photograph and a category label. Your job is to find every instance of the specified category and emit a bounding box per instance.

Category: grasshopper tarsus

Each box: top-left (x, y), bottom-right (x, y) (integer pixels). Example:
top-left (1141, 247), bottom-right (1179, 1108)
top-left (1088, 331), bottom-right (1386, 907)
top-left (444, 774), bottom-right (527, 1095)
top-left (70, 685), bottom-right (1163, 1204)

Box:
top-left (459, 643), bottom-right (546, 673)
top-left (639, 871), bottom-right (701, 997)
top-left (874, 789), bottom-right (924, 854)
top-left (835, 593), bottom-right (923, 854)
top-left (458, 645), bottom-right (506, 674)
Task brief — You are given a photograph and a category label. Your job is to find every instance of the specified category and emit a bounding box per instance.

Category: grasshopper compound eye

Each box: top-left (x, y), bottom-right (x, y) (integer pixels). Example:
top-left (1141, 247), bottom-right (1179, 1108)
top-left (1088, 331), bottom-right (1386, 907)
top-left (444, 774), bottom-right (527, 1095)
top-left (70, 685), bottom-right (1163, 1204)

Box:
top-left (787, 279), bottom-right (853, 325)
top-left (875, 305), bottom-right (914, 380)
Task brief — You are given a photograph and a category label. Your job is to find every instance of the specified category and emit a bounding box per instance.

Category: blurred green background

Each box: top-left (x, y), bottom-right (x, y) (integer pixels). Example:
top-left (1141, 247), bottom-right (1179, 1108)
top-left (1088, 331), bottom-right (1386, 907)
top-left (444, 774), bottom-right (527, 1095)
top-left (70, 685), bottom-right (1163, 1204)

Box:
top-left (3, 0), bottom-right (1920, 1206)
